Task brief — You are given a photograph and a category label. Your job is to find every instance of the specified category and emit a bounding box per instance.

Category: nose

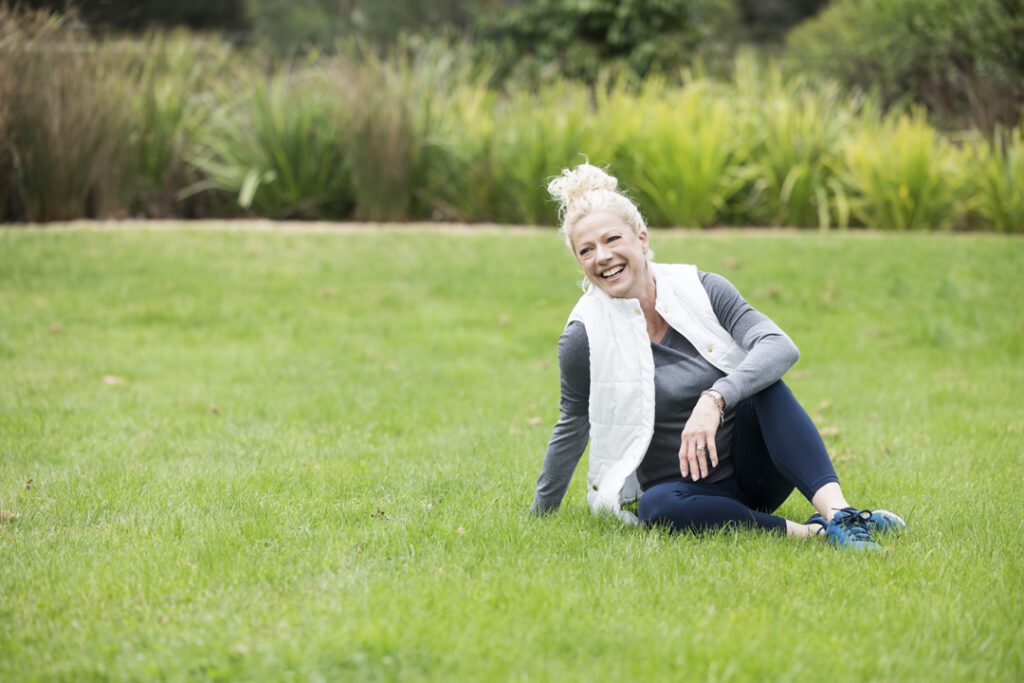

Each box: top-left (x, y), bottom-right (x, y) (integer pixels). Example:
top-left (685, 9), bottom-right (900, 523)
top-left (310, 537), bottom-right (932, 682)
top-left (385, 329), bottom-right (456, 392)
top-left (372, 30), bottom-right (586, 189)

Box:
top-left (595, 243), bottom-right (612, 263)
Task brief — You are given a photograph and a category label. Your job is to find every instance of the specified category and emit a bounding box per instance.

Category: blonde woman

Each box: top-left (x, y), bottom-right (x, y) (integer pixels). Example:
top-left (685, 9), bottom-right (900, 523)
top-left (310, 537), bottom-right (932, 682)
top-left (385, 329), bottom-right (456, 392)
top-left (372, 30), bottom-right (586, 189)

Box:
top-left (531, 163), bottom-right (904, 549)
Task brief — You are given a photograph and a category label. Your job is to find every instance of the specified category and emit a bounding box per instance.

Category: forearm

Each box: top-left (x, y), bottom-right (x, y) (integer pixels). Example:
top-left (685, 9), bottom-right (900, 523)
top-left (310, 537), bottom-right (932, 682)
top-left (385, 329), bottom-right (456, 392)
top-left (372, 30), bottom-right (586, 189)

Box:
top-left (530, 412), bottom-right (590, 514)
top-left (711, 321), bottom-right (799, 407)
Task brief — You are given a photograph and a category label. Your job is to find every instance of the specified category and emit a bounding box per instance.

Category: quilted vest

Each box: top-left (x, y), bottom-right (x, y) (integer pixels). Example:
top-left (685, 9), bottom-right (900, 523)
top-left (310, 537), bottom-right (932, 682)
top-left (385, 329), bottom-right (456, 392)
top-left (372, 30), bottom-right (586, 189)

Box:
top-left (567, 263), bottom-right (747, 524)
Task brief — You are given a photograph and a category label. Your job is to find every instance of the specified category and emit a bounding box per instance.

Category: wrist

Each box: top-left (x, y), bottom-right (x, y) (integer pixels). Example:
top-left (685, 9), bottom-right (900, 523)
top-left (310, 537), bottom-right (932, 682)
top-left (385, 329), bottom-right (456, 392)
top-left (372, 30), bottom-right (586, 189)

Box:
top-left (700, 389), bottom-right (725, 423)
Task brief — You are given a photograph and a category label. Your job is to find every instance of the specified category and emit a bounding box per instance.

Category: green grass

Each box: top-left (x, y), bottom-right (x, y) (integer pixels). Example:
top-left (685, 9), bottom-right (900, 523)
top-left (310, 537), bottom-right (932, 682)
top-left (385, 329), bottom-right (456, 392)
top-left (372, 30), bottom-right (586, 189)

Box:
top-left (1, 223), bottom-right (1022, 681)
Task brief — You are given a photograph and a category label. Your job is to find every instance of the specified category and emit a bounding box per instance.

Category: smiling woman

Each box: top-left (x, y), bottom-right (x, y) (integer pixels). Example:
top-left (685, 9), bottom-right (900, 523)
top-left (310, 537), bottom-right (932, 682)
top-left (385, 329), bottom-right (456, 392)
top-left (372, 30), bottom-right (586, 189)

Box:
top-left (531, 163), bottom-right (906, 550)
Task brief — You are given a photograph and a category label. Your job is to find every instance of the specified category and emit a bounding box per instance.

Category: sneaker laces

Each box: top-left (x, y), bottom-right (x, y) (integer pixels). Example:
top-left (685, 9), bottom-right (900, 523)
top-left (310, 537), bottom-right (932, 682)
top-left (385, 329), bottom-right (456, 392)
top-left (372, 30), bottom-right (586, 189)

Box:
top-left (833, 508), bottom-right (874, 542)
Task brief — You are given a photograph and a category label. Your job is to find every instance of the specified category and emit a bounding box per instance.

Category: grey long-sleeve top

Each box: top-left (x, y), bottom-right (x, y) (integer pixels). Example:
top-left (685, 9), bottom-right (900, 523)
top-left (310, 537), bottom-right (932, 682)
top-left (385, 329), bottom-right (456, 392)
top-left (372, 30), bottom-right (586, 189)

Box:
top-left (531, 271), bottom-right (800, 514)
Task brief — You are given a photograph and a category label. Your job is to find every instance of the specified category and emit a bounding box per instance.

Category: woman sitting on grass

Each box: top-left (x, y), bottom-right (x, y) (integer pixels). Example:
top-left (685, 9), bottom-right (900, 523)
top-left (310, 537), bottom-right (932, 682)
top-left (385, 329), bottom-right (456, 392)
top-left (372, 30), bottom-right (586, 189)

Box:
top-left (530, 163), bottom-right (905, 549)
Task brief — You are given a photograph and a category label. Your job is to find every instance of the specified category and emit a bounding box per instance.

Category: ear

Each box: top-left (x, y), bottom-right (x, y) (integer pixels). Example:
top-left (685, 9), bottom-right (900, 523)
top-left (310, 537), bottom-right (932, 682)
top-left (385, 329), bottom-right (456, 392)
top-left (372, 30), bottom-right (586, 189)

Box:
top-left (638, 230), bottom-right (649, 253)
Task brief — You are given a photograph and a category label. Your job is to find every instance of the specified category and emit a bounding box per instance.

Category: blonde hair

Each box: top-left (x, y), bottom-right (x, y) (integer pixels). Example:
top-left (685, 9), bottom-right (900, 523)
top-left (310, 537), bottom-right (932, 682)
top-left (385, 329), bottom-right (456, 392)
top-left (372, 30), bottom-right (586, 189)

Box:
top-left (547, 163), bottom-right (650, 255)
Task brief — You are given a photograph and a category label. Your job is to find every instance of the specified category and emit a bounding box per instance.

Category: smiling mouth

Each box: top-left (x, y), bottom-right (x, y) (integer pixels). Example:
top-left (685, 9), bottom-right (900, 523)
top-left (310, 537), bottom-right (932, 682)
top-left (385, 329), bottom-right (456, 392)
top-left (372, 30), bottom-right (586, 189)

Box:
top-left (601, 265), bottom-right (625, 279)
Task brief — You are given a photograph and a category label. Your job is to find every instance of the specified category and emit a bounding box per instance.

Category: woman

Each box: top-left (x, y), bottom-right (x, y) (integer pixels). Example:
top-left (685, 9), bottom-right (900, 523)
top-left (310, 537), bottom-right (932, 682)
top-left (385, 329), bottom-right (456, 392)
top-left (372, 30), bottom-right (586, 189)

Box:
top-left (531, 163), bottom-right (905, 549)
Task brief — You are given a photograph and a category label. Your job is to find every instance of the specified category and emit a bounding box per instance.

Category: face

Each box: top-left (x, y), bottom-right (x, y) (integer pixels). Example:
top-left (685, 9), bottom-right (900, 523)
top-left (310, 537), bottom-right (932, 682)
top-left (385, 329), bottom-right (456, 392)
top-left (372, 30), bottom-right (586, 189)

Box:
top-left (570, 211), bottom-right (651, 299)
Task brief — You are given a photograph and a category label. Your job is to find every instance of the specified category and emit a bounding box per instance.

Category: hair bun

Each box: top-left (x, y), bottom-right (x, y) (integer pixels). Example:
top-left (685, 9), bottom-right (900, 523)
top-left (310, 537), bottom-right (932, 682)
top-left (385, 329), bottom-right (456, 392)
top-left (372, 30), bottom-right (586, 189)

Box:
top-left (547, 163), bottom-right (618, 211)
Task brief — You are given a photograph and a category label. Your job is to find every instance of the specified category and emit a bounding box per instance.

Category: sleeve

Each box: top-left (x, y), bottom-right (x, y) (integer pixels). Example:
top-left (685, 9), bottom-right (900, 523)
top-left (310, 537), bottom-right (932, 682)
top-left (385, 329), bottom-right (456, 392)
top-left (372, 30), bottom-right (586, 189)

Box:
top-left (700, 271), bottom-right (800, 409)
top-left (530, 321), bottom-right (591, 514)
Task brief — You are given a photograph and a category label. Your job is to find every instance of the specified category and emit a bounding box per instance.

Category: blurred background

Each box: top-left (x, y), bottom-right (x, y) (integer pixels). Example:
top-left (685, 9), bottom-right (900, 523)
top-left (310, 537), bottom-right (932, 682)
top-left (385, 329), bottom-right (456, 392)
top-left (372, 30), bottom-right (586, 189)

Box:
top-left (2, 0), bottom-right (1022, 229)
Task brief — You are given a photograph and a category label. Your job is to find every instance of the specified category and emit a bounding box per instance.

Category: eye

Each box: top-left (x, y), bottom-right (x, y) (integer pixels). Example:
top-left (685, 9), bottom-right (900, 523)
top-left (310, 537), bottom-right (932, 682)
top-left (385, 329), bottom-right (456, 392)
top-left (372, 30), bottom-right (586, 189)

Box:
top-left (607, 235), bottom-right (621, 243)
top-left (578, 246), bottom-right (592, 256)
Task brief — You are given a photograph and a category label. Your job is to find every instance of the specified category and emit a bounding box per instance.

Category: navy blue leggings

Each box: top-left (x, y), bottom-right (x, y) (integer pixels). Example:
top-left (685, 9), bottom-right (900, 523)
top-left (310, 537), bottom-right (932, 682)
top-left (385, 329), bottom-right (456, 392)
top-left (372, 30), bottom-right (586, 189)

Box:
top-left (637, 381), bottom-right (839, 535)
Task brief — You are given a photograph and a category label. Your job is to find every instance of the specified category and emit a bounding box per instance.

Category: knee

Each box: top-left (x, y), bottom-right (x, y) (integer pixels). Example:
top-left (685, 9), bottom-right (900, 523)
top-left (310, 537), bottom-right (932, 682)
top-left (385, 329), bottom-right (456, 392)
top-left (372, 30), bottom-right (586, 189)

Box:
top-left (638, 485), bottom-right (680, 526)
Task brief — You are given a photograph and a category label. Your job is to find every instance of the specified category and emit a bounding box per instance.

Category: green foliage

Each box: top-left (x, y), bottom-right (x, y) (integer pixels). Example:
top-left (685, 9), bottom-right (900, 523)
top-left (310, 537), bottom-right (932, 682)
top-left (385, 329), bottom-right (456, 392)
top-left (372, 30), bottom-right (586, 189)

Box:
top-left (244, 0), bottom-right (484, 56)
top-left (0, 9), bottom-right (128, 221)
top-left (962, 125), bottom-right (1024, 232)
top-left (119, 31), bottom-right (239, 216)
top-left (186, 68), bottom-right (353, 219)
top-left (20, 0), bottom-right (248, 31)
top-left (477, 0), bottom-right (742, 83)
top-left (3, 7), bottom-right (1023, 231)
top-left (617, 80), bottom-right (747, 227)
top-left (786, 0), bottom-right (1024, 131)
top-left (330, 39), bottom-right (482, 221)
top-left (839, 112), bottom-right (963, 230)
top-left (732, 57), bottom-right (856, 228)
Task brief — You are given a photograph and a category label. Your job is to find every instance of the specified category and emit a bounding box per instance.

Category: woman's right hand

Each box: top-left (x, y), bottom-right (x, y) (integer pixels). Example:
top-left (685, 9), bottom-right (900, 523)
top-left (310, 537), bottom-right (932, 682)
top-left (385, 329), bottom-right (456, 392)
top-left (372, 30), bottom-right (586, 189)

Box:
top-left (678, 392), bottom-right (722, 481)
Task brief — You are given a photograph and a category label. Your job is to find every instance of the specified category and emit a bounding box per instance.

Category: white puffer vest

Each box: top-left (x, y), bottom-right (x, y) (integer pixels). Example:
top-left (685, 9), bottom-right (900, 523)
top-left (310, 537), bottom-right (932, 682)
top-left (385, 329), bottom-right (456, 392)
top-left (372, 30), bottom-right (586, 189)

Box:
top-left (567, 262), bottom-right (747, 524)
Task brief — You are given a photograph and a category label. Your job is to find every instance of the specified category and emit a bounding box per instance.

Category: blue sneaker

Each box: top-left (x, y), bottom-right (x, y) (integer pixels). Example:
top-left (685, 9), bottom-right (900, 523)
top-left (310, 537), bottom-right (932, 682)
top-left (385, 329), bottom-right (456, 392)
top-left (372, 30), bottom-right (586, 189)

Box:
top-left (866, 509), bottom-right (906, 535)
top-left (824, 508), bottom-right (881, 551)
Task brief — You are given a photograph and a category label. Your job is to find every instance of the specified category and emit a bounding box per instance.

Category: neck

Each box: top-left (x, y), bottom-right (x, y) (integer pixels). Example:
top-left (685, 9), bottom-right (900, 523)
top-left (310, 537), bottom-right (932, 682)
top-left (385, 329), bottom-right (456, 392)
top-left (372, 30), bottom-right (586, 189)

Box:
top-left (635, 262), bottom-right (657, 312)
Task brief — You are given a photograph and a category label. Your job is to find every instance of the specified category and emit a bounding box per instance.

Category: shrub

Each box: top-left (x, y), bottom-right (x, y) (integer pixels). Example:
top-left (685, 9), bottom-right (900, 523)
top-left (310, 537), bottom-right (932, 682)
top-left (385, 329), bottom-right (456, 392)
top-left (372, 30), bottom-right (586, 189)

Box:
top-left (476, 0), bottom-right (742, 84)
top-left (786, 0), bottom-right (1024, 131)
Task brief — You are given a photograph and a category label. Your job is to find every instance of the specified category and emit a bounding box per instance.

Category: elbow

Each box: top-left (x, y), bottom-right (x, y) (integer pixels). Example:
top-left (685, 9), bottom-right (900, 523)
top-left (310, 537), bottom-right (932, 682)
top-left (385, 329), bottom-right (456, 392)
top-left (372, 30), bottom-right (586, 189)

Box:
top-left (787, 339), bottom-right (800, 367)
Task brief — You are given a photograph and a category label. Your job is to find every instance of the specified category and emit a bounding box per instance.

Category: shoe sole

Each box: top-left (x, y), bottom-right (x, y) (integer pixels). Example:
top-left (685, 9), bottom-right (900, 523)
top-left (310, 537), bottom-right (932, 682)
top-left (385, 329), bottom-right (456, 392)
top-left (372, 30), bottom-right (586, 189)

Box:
top-left (871, 509), bottom-right (907, 534)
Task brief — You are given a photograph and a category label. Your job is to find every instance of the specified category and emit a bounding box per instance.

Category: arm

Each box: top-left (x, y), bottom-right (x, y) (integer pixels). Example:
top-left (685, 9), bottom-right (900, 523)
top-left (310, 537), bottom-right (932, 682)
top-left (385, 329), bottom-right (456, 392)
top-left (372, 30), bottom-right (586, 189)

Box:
top-left (679, 272), bottom-right (800, 481)
top-left (530, 321), bottom-right (591, 514)
top-left (701, 271), bottom-right (800, 409)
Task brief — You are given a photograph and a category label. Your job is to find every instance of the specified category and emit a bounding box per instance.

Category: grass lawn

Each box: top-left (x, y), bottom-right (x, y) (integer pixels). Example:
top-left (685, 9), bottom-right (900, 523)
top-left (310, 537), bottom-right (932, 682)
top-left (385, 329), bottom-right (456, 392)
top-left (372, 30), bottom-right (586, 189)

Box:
top-left (1, 222), bottom-right (1022, 681)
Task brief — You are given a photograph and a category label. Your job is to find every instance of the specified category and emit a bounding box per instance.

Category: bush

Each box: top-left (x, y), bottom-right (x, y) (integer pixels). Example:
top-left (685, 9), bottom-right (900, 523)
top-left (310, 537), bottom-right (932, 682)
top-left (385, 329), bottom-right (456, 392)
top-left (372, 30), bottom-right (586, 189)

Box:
top-left (786, 0), bottom-right (1024, 131)
top-left (476, 0), bottom-right (742, 84)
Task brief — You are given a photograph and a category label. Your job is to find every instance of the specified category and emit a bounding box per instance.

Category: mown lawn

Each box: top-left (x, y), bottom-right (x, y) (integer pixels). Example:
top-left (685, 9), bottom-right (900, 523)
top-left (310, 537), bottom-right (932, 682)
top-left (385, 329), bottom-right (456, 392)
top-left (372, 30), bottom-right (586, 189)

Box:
top-left (1, 223), bottom-right (1022, 682)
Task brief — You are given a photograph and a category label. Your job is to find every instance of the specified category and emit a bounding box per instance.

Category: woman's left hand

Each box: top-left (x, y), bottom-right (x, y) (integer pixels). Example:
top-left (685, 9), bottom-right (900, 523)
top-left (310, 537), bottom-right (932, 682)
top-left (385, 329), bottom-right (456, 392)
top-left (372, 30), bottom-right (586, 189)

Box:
top-left (679, 393), bottom-right (722, 481)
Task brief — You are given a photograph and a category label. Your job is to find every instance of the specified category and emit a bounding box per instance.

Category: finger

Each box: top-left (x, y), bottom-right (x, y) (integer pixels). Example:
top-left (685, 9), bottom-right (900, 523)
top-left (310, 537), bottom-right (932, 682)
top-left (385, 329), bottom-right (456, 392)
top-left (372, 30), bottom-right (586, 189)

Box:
top-left (697, 441), bottom-right (709, 479)
top-left (678, 443), bottom-right (689, 478)
top-left (688, 441), bottom-right (701, 481)
top-left (707, 437), bottom-right (719, 468)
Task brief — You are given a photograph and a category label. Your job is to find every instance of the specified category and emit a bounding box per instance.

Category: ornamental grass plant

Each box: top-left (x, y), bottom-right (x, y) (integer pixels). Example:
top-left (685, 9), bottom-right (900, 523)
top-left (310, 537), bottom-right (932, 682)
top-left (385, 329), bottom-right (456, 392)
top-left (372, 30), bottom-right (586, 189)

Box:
top-left (733, 60), bottom-right (855, 229)
top-left (0, 10), bottom-right (127, 221)
top-left (621, 79), bottom-right (747, 228)
top-left (186, 67), bottom-right (353, 219)
top-left (1, 7), bottom-right (1022, 231)
top-left (839, 112), bottom-right (964, 230)
top-left (961, 125), bottom-right (1024, 232)
top-left (119, 31), bottom-right (238, 217)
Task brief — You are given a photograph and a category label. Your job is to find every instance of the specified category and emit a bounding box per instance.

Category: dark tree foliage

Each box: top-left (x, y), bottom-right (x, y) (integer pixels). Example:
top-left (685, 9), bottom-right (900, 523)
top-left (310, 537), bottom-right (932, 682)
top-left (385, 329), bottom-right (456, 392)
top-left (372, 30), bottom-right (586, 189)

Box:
top-left (788, 0), bottom-right (1024, 130)
top-left (735, 0), bottom-right (829, 43)
top-left (15, 0), bottom-right (247, 30)
top-left (477, 0), bottom-right (741, 83)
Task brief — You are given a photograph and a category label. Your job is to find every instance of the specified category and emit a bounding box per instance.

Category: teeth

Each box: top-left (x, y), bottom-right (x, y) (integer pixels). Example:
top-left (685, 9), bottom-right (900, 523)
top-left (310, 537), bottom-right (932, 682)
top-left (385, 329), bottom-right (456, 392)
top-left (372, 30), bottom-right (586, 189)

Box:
top-left (602, 265), bottom-right (624, 278)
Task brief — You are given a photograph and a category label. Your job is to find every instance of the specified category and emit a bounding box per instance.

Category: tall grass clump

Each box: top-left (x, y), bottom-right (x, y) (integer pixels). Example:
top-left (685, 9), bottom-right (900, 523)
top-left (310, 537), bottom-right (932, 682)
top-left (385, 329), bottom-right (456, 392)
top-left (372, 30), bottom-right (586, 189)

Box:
top-left (425, 70), bottom-right (641, 224)
top-left (118, 31), bottom-right (239, 217)
top-left (331, 39), bottom-right (476, 221)
top-left (732, 59), bottom-right (854, 229)
top-left (0, 8), bottom-right (128, 221)
top-left (186, 66), bottom-right (353, 219)
top-left (961, 125), bottom-right (1024, 233)
top-left (839, 111), bottom-right (963, 230)
top-left (620, 79), bottom-right (746, 227)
